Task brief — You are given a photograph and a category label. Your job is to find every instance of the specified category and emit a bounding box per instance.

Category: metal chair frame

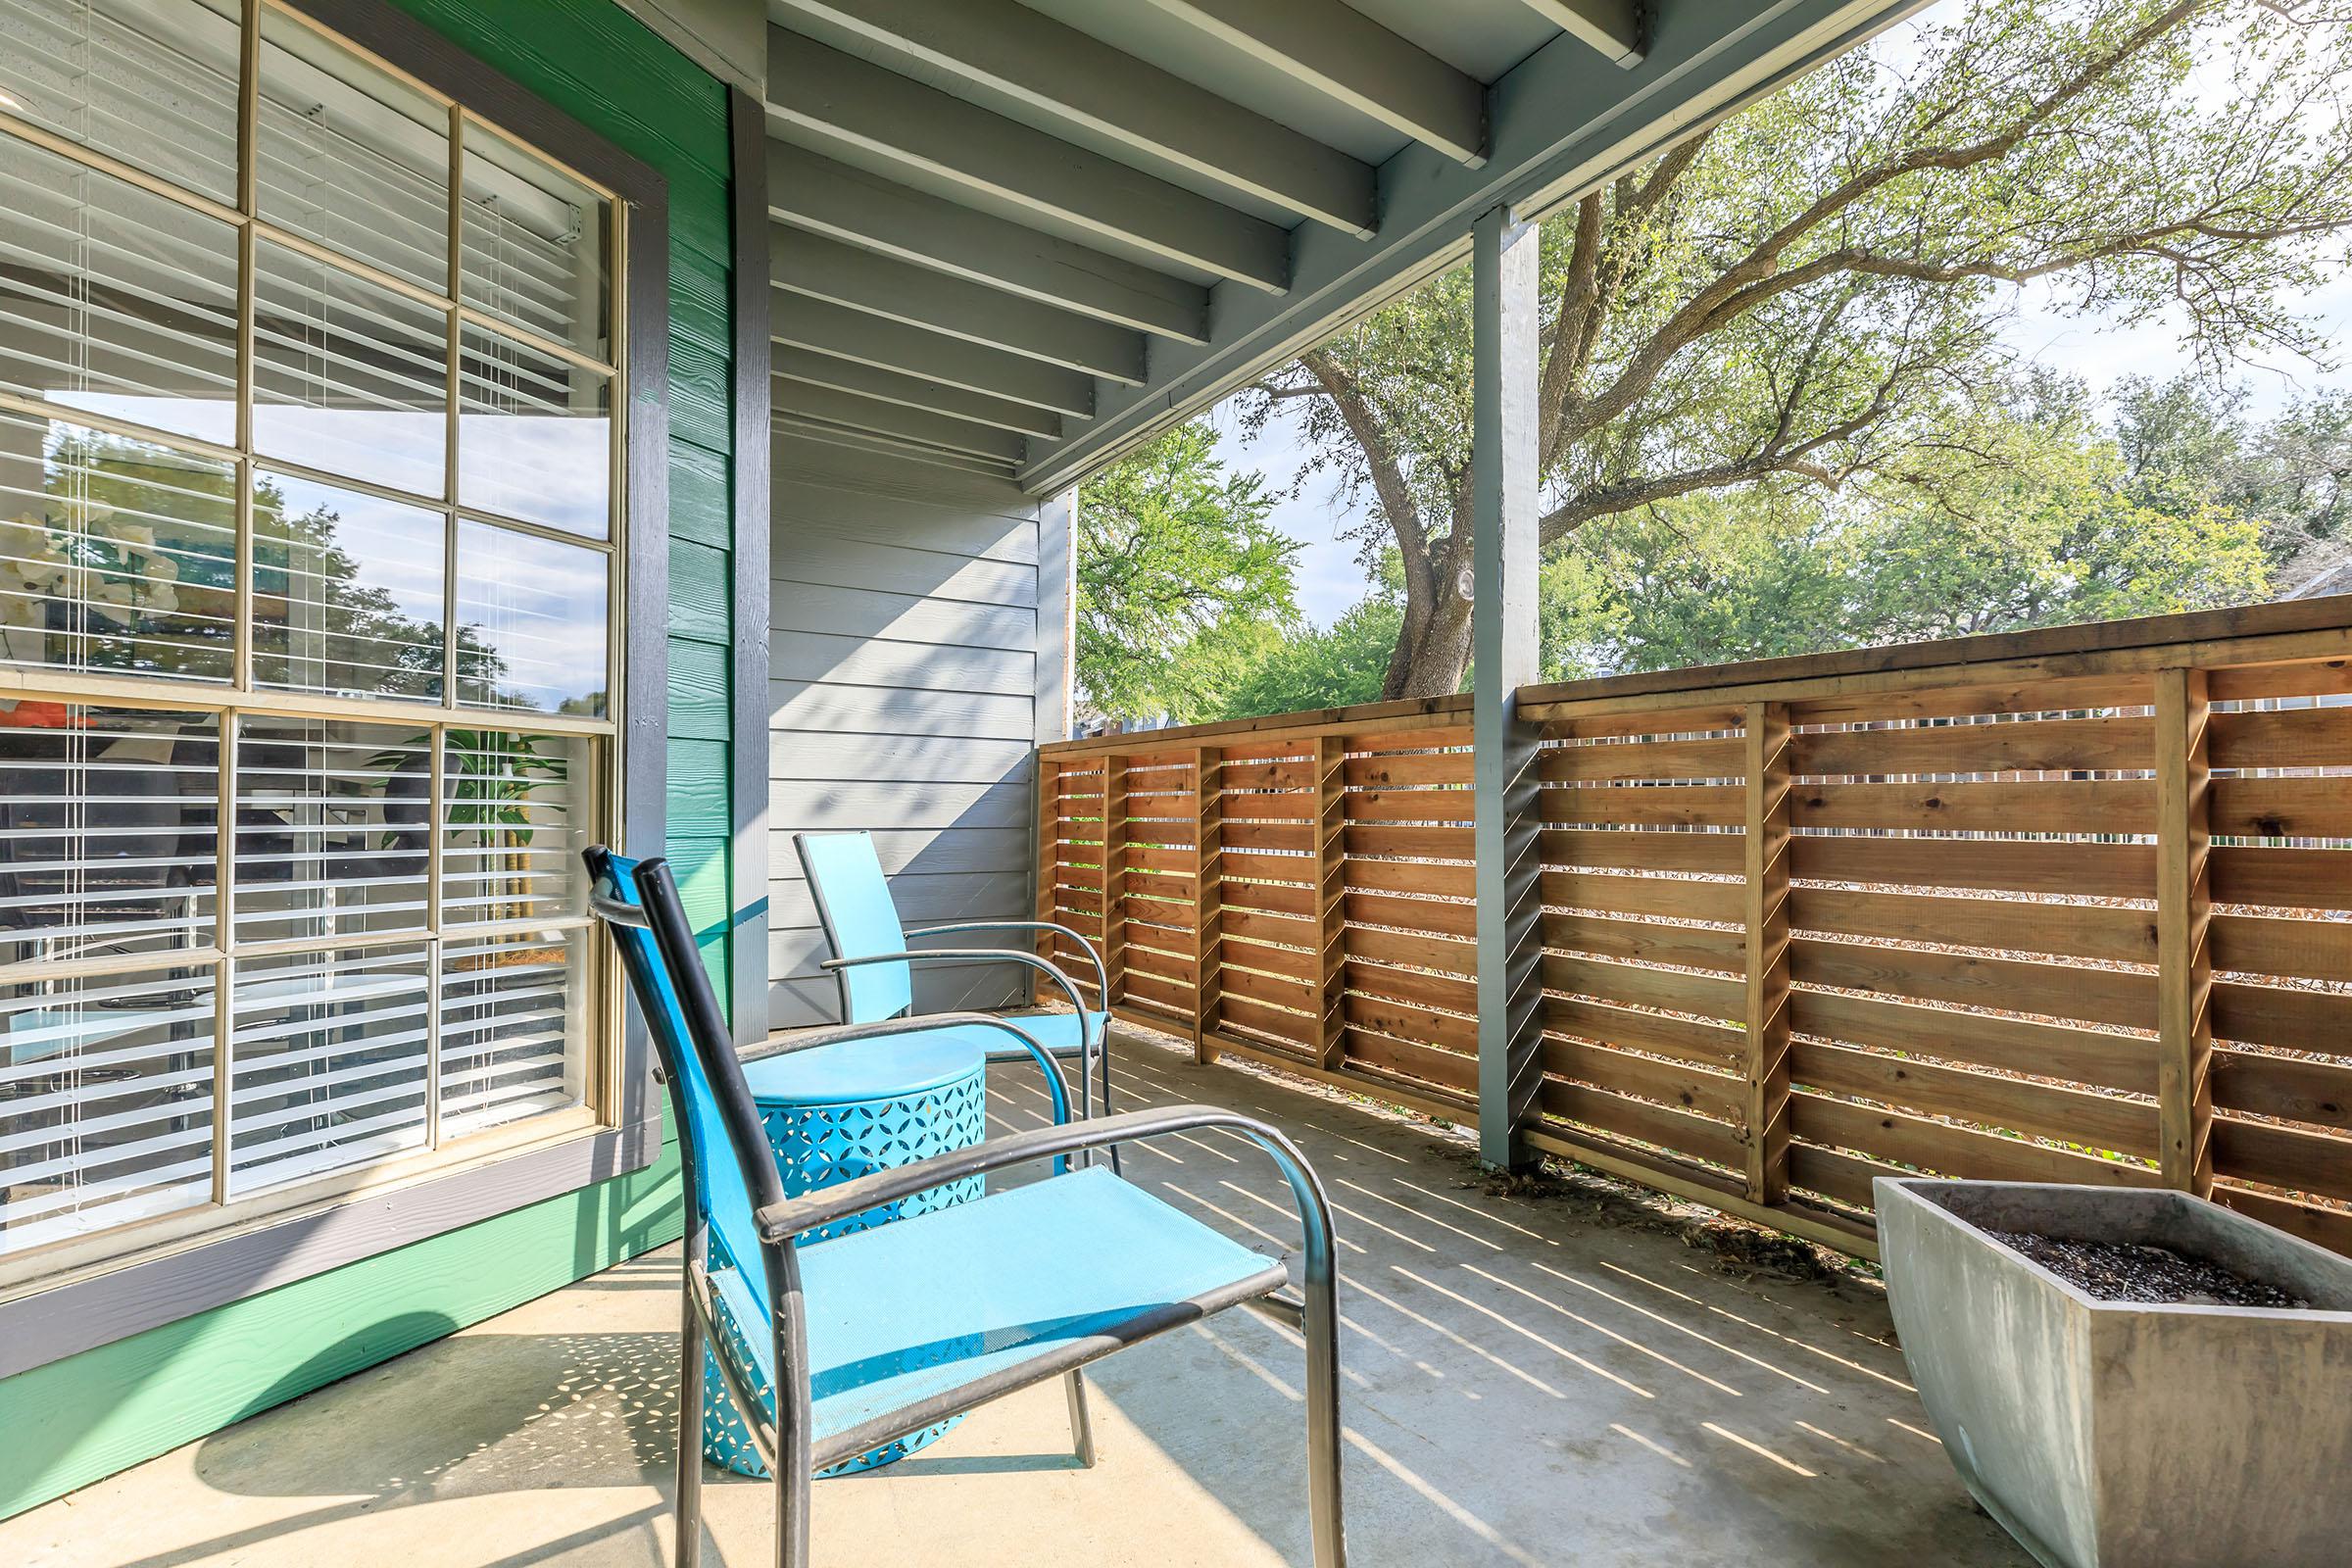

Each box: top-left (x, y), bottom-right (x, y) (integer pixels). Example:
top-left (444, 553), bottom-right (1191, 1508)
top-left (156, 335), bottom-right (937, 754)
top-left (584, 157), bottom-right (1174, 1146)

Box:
top-left (585, 847), bottom-right (1345, 1568)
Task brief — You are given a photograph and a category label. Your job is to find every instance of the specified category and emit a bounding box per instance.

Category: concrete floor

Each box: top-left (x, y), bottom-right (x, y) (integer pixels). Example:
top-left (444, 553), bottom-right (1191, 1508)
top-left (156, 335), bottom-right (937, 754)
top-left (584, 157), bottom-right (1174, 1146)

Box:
top-left (2, 1030), bottom-right (2031, 1568)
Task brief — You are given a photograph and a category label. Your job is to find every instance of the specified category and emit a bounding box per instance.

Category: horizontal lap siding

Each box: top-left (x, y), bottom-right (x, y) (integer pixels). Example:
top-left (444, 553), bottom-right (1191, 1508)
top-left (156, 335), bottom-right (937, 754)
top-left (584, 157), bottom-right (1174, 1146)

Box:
top-left (767, 438), bottom-right (1048, 1028)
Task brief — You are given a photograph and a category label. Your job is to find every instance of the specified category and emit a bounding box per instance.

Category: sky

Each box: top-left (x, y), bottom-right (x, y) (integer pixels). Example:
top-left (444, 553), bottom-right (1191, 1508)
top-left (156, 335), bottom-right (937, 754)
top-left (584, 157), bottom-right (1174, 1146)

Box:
top-left (1206, 3), bottom-right (2352, 635)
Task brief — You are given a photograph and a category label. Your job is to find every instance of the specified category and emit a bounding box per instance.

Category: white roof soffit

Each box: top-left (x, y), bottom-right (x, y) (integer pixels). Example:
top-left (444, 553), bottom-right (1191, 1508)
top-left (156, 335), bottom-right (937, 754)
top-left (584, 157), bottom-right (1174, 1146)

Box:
top-left (762, 0), bottom-right (1922, 492)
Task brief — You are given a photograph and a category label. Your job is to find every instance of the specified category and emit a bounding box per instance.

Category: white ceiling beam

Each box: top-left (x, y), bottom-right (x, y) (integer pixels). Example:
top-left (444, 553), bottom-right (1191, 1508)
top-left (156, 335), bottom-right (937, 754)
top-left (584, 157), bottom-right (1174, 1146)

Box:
top-left (772, 347), bottom-right (1063, 439)
top-left (768, 144), bottom-right (1207, 345)
top-left (775, 414), bottom-right (1015, 475)
top-left (773, 0), bottom-right (1376, 237)
top-left (772, 225), bottom-right (1147, 384)
top-left (771, 381), bottom-right (1027, 465)
top-left (768, 31), bottom-right (1292, 292)
top-left (771, 290), bottom-right (1097, 417)
top-left (1139, 0), bottom-right (1487, 168)
top-left (1519, 0), bottom-right (1648, 68)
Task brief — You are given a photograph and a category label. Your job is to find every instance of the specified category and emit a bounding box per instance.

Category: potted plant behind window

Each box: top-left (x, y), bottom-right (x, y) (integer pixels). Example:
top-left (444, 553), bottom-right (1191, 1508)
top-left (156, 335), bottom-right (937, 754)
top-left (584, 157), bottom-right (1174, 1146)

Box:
top-left (1876, 1178), bottom-right (2352, 1568)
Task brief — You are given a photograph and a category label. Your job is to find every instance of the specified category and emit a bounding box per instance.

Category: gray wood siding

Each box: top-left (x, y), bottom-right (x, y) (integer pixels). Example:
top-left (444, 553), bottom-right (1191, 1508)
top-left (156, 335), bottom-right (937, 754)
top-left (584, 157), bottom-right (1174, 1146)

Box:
top-left (767, 433), bottom-right (1065, 1028)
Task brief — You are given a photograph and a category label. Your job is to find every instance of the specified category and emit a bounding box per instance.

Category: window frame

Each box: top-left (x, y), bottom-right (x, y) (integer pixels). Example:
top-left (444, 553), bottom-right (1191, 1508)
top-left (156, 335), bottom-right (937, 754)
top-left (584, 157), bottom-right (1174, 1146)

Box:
top-left (0, 0), bottom-right (673, 1345)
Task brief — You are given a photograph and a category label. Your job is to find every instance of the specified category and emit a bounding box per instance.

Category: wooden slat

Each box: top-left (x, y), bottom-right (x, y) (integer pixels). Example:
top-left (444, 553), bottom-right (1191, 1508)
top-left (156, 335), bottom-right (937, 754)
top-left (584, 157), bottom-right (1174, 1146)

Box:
top-left (1537, 1080), bottom-right (1744, 1168)
top-left (2212, 1115), bottom-right (2352, 1203)
top-left (2216, 1184), bottom-right (2352, 1258)
top-left (2209, 705), bottom-right (2352, 768)
top-left (1791, 1040), bottom-right (2161, 1156)
top-left (1221, 906), bottom-right (1314, 947)
top-left (1123, 969), bottom-right (1194, 1014)
top-left (1219, 994), bottom-right (1313, 1050)
top-left (1790, 939), bottom-right (2157, 1030)
top-left (1788, 1141), bottom-right (1910, 1210)
top-left (1791, 712), bottom-right (2152, 776)
top-left (1124, 894), bottom-right (1194, 929)
top-left (1346, 750), bottom-right (1473, 787)
top-left (1790, 887), bottom-right (2159, 964)
top-left (1544, 707), bottom-right (1744, 742)
top-left (1545, 1038), bottom-right (1745, 1125)
top-left (1345, 991), bottom-right (1476, 1054)
top-left (1348, 858), bottom-right (1477, 898)
top-left (1220, 789), bottom-right (1319, 819)
top-left (2210, 776), bottom-right (2352, 839)
top-left (1542, 870), bottom-right (1741, 923)
top-left (1544, 913), bottom-right (1743, 975)
top-left (1544, 996), bottom-right (1744, 1068)
top-left (1346, 789), bottom-right (1476, 822)
top-left (1345, 1029), bottom-right (1477, 1095)
top-left (1219, 964), bottom-right (1315, 1015)
top-left (1539, 736), bottom-right (1742, 782)
top-left (1221, 879), bottom-right (1315, 917)
top-left (1349, 924), bottom-right (1477, 977)
top-left (1346, 958), bottom-right (1475, 1016)
top-left (1791, 779), bottom-right (2152, 834)
top-left (1791, 836), bottom-right (2154, 899)
top-left (1540, 784), bottom-right (1742, 827)
top-left (1543, 827), bottom-right (1743, 875)
top-left (2212, 913), bottom-right (2352, 983)
top-left (1544, 954), bottom-right (1744, 1020)
top-left (2212, 979), bottom-right (2352, 1053)
top-left (1347, 891), bottom-right (1478, 939)
top-left (1791, 989), bottom-right (2154, 1096)
top-left (1220, 934), bottom-right (1317, 983)
top-left (2212, 1048), bottom-right (2352, 1134)
top-left (1222, 819), bottom-right (1314, 854)
top-left (1346, 824), bottom-right (1474, 859)
top-left (1218, 759), bottom-right (1312, 790)
top-left (1790, 1093), bottom-right (2152, 1188)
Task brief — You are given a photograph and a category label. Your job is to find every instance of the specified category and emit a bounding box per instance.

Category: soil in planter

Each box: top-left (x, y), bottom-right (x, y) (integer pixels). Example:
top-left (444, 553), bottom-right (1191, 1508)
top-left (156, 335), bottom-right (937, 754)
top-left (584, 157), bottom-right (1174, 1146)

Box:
top-left (1989, 1231), bottom-right (2310, 1308)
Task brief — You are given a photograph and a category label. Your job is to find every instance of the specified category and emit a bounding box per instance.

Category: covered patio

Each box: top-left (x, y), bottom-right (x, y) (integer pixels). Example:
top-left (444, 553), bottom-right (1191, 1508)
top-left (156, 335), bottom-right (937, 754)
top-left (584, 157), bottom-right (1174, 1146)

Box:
top-left (0, 1028), bottom-right (2026, 1568)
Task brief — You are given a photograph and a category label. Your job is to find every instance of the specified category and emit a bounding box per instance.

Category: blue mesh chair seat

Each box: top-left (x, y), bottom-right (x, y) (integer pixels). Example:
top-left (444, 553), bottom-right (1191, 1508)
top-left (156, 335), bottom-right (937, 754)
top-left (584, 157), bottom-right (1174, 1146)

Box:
top-left (585, 847), bottom-right (1346, 1568)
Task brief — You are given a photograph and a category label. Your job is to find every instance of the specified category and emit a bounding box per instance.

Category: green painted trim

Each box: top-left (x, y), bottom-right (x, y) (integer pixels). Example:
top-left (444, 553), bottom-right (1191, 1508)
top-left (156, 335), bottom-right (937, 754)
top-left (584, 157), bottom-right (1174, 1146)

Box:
top-left (0, 1139), bottom-right (682, 1518)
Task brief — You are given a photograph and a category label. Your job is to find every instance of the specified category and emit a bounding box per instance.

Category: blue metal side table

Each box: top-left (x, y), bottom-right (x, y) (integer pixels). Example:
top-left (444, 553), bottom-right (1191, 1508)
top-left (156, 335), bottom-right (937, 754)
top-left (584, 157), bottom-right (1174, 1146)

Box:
top-left (701, 1033), bottom-right (988, 1478)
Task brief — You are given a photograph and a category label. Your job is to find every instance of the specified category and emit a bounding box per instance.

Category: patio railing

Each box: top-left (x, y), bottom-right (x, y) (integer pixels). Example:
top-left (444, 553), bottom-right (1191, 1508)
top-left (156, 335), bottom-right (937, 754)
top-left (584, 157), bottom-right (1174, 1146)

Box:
top-left (1034, 598), bottom-right (2352, 1260)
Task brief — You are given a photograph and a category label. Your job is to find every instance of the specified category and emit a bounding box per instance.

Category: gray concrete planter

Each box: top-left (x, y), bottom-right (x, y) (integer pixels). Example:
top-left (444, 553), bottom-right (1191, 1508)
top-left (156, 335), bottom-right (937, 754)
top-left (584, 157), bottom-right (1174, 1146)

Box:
top-left (1875, 1178), bottom-right (2352, 1568)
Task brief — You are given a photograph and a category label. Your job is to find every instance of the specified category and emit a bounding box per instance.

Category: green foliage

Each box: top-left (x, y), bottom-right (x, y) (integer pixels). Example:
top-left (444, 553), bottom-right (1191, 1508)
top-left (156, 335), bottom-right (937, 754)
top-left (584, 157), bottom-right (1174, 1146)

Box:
top-left (1216, 595), bottom-right (1403, 718)
top-left (1241, 0), bottom-right (2352, 696)
top-left (1074, 420), bottom-right (1301, 723)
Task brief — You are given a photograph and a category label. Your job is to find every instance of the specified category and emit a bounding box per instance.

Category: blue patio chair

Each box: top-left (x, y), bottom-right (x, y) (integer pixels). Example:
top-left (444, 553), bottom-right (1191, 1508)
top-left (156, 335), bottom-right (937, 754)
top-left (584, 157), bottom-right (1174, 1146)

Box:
top-left (584, 846), bottom-right (1346, 1568)
top-left (795, 828), bottom-right (1118, 1160)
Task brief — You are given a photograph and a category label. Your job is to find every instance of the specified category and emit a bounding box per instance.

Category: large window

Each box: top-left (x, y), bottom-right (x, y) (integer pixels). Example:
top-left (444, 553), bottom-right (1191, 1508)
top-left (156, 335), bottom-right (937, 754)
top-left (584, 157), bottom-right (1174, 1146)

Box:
top-left (0, 0), bottom-right (626, 1273)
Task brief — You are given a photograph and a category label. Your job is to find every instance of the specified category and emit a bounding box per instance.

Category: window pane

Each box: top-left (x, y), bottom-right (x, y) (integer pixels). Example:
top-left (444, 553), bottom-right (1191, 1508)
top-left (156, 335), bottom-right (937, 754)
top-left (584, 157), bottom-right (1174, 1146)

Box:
top-left (0, 412), bottom-right (235, 681)
top-left (0, 135), bottom-right (239, 448)
top-left (256, 6), bottom-right (449, 296)
top-left (440, 928), bottom-right (583, 1139)
top-left (458, 324), bottom-right (609, 537)
top-left (454, 521), bottom-right (606, 714)
top-left (0, 0), bottom-right (243, 204)
top-left (0, 706), bottom-right (217, 965)
top-left (230, 718), bottom-right (433, 947)
top-left (461, 122), bottom-right (609, 360)
top-left (252, 240), bottom-right (447, 499)
top-left (1, 961), bottom-right (216, 1254)
top-left (228, 942), bottom-right (429, 1193)
top-left (253, 469), bottom-right (445, 700)
top-left (441, 729), bottom-right (590, 927)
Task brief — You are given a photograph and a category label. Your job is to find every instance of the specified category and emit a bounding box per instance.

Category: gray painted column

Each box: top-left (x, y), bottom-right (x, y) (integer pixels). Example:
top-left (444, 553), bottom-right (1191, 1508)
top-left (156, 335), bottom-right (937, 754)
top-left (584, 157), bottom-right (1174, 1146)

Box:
top-left (1471, 204), bottom-right (1544, 1169)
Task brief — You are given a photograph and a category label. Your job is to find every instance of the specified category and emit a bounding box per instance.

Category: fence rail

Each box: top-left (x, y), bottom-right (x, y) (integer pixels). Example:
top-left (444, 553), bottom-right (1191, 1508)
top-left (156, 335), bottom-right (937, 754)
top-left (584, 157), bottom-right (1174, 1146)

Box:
top-left (1037, 599), bottom-right (2352, 1259)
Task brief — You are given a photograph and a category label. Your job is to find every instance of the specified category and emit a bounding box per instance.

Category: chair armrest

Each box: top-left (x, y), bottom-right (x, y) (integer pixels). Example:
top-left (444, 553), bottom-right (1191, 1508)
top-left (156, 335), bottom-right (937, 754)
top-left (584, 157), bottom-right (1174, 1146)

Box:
top-left (904, 921), bottom-right (1108, 1012)
top-left (822, 949), bottom-right (1100, 1059)
top-left (755, 1104), bottom-right (1336, 1278)
top-left (740, 1010), bottom-right (1072, 1128)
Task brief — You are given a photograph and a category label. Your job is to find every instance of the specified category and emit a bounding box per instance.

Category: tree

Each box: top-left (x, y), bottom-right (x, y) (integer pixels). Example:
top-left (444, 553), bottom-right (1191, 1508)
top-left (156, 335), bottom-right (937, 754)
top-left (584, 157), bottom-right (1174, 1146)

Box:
top-left (1074, 420), bottom-right (1300, 724)
top-left (1218, 593), bottom-right (1403, 718)
top-left (1246, 0), bottom-right (2352, 696)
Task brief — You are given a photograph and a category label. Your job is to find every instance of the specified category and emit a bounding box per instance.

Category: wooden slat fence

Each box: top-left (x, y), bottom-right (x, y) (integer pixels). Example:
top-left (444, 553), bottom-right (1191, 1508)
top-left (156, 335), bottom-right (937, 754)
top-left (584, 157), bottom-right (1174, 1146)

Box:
top-left (1036, 600), bottom-right (2352, 1257)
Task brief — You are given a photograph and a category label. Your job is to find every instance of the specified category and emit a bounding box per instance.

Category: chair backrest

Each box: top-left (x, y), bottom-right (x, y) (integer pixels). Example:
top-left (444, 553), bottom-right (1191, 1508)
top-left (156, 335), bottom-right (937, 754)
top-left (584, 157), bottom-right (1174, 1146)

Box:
top-left (794, 831), bottom-right (911, 1024)
top-left (585, 846), bottom-right (783, 1312)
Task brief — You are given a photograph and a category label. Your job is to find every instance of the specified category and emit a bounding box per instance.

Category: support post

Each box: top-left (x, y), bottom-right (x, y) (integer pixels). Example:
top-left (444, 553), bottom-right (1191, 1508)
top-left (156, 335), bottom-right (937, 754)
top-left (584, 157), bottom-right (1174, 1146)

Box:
top-left (1471, 204), bottom-right (1544, 1170)
top-left (1033, 756), bottom-right (1060, 1005)
top-left (1741, 702), bottom-right (1793, 1204)
top-left (2156, 666), bottom-right (2215, 1197)
top-left (1100, 753), bottom-right (1130, 1015)
top-left (1314, 732), bottom-right (1349, 1070)
top-left (1193, 745), bottom-right (1224, 1062)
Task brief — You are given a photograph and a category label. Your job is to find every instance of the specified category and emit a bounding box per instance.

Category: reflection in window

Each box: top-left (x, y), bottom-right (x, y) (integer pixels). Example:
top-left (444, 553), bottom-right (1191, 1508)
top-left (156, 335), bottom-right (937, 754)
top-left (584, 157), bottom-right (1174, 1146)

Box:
top-left (0, 136), bottom-right (240, 449)
top-left (256, 4), bottom-right (450, 296)
top-left (230, 718), bottom-right (435, 947)
top-left (253, 470), bottom-right (445, 700)
top-left (458, 325), bottom-right (610, 537)
top-left (461, 121), bottom-right (610, 359)
top-left (455, 520), bottom-right (606, 714)
top-left (441, 729), bottom-right (589, 927)
top-left (252, 240), bottom-right (448, 499)
top-left (0, 412), bottom-right (235, 681)
top-left (228, 943), bottom-right (430, 1193)
top-left (0, 706), bottom-right (218, 965)
top-left (0, 0), bottom-right (243, 204)
top-left (0, 962), bottom-right (218, 1254)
